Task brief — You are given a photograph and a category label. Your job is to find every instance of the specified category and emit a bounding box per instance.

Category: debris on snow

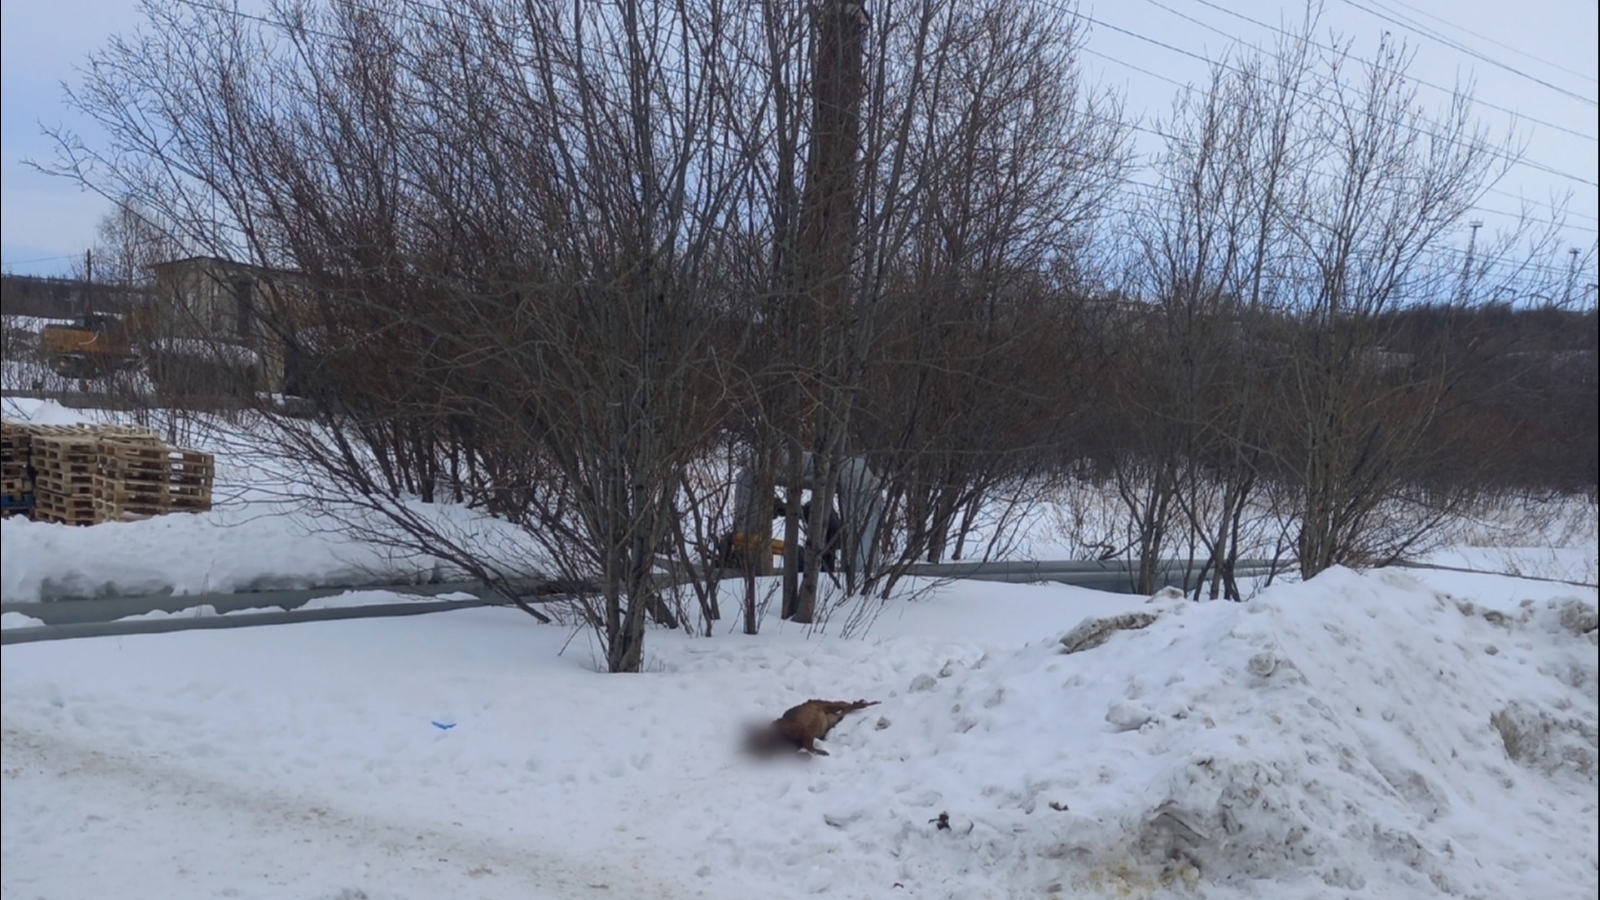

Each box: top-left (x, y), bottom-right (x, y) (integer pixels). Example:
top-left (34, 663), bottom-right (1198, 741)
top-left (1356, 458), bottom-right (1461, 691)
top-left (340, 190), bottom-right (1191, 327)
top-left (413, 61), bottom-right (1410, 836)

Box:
top-left (1059, 610), bottom-right (1161, 654)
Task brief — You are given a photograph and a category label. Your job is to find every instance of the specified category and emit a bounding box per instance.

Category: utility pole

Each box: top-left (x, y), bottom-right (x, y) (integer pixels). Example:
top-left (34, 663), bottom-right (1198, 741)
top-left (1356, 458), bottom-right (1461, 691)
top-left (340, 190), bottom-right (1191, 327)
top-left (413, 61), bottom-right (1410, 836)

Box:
top-left (784, 0), bottom-right (869, 623)
top-left (795, 0), bottom-right (869, 291)
top-left (1456, 220), bottom-right (1481, 304)
top-left (1564, 247), bottom-right (1580, 306)
top-left (83, 248), bottom-right (94, 318)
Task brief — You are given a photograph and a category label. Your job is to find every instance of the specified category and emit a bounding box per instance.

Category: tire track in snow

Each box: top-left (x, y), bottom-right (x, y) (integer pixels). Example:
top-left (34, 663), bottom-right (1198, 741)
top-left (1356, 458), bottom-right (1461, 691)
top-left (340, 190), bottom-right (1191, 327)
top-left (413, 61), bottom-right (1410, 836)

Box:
top-left (2, 720), bottom-right (710, 900)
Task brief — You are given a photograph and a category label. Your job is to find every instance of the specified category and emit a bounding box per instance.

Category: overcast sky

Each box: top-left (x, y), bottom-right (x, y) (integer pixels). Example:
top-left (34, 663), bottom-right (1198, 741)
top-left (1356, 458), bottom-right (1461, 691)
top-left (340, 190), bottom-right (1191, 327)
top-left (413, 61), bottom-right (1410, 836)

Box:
top-left (2, 0), bottom-right (1595, 281)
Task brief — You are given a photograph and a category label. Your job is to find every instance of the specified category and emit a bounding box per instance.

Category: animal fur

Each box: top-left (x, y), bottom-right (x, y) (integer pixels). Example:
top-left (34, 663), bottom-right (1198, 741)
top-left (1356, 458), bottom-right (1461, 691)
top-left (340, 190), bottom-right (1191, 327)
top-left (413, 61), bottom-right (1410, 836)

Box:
top-left (746, 698), bottom-right (879, 757)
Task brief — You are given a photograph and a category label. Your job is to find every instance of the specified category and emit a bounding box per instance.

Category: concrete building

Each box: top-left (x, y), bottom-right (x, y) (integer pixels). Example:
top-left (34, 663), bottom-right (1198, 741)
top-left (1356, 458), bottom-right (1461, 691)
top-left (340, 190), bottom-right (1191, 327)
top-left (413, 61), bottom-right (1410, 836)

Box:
top-left (147, 256), bottom-right (305, 395)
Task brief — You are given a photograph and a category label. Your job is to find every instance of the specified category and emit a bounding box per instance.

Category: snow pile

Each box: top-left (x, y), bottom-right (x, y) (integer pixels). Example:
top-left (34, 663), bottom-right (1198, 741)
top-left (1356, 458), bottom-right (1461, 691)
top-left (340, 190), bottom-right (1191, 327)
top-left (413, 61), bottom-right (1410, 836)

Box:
top-left (297, 588), bottom-right (477, 610)
top-left (0, 611), bottom-right (46, 630)
top-left (663, 569), bottom-right (1598, 898)
top-left (101, 590), bottom-right (467, 622)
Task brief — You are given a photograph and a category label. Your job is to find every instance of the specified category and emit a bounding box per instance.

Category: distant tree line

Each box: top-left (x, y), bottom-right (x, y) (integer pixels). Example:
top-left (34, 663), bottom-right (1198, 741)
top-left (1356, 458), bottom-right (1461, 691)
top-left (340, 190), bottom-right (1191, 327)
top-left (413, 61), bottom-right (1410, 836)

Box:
top-left (41, 0), bottom-right (1597, 669)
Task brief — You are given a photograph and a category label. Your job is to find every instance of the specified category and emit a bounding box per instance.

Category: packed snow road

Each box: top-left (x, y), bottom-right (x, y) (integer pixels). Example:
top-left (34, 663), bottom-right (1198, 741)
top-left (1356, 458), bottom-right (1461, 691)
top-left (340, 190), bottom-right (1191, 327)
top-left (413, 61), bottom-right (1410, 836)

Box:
top-left (1, 722), bottom-right (705, 900)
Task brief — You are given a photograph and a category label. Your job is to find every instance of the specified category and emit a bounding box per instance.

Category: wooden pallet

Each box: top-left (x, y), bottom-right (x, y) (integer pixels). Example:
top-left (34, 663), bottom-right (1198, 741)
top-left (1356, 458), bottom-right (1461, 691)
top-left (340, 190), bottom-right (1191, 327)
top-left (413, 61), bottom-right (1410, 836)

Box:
top-left (2, 422), bottom-right (159, 455)
top-left (33, 491), bottom-right (99, 526)
top-left (170, 477), bottom-right (214, 512)
top-left (0, 476), bottom-right (31, 500)
top-left (30, 438), bottom-right (101, 477)
top-left (94, 476), bottom-right (169, 506)
top-left (171, 448), bottom-right (214, 512)
top-left (99, 439), bottom-right (215, 513)
top-left (3, 421), bottom-right (212, 523)
top-left (93, 497), bottom-right (167, 522)
top-left (0, 423), bottom-right (27, 473)
top-left (33, 475), bottom-right (97, 498)
top-left (19, 423), bottom-right (157, 439)
top-left (1, 422), bottom-right (35, 514)
top-left (99, 445), bottom-right (172, 480)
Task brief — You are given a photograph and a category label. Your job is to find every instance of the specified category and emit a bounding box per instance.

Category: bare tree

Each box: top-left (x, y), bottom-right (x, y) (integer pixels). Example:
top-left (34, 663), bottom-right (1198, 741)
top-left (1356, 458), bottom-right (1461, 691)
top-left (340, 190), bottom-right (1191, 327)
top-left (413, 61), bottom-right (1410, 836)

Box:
top-left (1272, 36), bottom-right (1524, 576)
top-left (856, 1), bottom-right (1127, 579)
top-left (47, 0), bottom-right (763, 671)
top-left (1117, 15), bottom-right (1567, 586)
top-left (1122, 23), bottom-right (1318, 597)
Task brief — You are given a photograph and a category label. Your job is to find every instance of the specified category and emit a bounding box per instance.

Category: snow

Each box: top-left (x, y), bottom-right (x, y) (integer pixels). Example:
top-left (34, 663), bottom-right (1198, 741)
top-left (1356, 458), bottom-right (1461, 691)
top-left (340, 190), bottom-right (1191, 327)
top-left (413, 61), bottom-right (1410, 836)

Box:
top-left (1, 398), bottom-right (543, 600)
top-left (114, 603), bottom-right (222, 622)
top-left (103, 590), bottom-right (470, 622)
top-left (297, 588), bottom-right (478, 610)
top-left (3, 315), bottom-right (77, 330)
top-left (0, 510), bottom-right (439, 600)
top-left (3, 394), bottom-right (1597, 898)
top-left (147, 336), bottom-right (264, 366)
top-left (0, 396), bottom-right (97, 426)
top-left (0, 611), bottom-right (45, 630)
top-left (4, 571), bottom-right (1596, 899)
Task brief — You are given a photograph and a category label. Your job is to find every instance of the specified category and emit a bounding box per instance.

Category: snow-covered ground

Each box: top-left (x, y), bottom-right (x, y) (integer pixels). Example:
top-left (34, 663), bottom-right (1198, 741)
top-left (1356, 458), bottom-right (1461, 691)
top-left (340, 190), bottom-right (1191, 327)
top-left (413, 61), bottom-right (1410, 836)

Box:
top-left (3, 571), bottom-right (1596, 899)
top-left (1, 397), bottom-right (541, 599)
top-left (3, 394), bottom-right (1597, 898)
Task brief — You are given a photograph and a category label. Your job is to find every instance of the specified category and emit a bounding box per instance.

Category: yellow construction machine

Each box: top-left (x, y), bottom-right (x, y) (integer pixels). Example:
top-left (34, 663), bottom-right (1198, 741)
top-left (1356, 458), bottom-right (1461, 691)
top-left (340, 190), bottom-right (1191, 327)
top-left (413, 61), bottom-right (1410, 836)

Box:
top-left (38, 309), bottom-right (153, 379)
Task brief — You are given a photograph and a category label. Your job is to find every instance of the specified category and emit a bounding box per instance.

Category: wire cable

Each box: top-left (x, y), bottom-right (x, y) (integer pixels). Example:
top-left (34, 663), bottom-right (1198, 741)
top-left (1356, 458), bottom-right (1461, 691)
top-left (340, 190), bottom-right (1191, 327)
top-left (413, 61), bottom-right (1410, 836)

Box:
top-left (1172, 0), bottom-right (1597, 143)
top-left (1336, 0), bottom-right (1598, 108)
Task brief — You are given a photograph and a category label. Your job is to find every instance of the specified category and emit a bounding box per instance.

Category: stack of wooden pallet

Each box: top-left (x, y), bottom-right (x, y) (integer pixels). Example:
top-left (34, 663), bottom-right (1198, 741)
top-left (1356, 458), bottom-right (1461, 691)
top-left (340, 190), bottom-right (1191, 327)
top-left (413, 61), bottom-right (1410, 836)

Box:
top-left (29, 425), bottom-right (102, 525)
top-left (0, 422), bottom-right (32, 515)
top-left (95, 438), bottom-right (215, 521)
top-left (167, 448), bottom-right (215, 513)
top-left (95, 436), bottom-right (171, 521)
top-left (0, 421), bottom-right (215, 525)
top-left (30, 425), bottom-right (151, 525)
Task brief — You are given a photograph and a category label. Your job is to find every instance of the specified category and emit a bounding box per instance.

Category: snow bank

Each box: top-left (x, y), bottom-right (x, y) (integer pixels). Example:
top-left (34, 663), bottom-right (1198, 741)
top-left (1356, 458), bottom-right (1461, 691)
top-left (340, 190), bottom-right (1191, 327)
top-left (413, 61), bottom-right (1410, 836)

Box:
top-left (100, 590), bottom-right (458, 621)
top-left (116, 603), bottom-right (222, 622)
top-left (297, 589), bottom-right (475, 610)
top-left (0, 611), bottom-right (45, 630)
top-left (0, 511), bottom-right (439, 600)
top-left (662, 568), bottom-right (1599, 899)
top-left (1, 399), bottom-right (548, 599)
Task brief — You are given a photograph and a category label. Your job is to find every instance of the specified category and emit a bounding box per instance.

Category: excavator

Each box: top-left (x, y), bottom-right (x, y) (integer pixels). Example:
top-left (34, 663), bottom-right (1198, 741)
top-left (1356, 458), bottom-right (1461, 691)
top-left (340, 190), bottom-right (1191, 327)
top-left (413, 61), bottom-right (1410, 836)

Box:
top-left (38, 309), bottom-right (154, 379)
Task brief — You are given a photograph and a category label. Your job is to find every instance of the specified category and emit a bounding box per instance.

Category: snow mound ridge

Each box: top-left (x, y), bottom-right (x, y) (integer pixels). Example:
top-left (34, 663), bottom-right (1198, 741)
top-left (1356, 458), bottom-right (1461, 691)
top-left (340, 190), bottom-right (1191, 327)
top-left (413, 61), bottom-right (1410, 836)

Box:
top-left (787, 568), bottom-right (1597, 898)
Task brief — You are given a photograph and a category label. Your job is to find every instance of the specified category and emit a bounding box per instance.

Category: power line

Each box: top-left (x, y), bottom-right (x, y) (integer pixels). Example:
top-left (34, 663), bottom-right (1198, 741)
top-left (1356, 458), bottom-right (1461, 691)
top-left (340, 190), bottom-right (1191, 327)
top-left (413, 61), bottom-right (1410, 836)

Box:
top-left (160, 0), bottom-right (1599, 243)
top-left (177, 0), bottom-right (1600, 196)
top-left (1478, 188), bottom-right (1599, 226)
top-left (1108, 169), bottom-right (1597, 239)
top-left (1336, 0), bottom-right (1599, 108)
top-left (1375, 0), bottom-right (1599, 87)
top-left (1173, 0), bottom-right (1598, 144)
top-left (1, 253), bottom-right (82, 267)
top-left (1081, 44), bottom-right (1598, 227)
top-left (1052, 1), bottom-right (1600, 189)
